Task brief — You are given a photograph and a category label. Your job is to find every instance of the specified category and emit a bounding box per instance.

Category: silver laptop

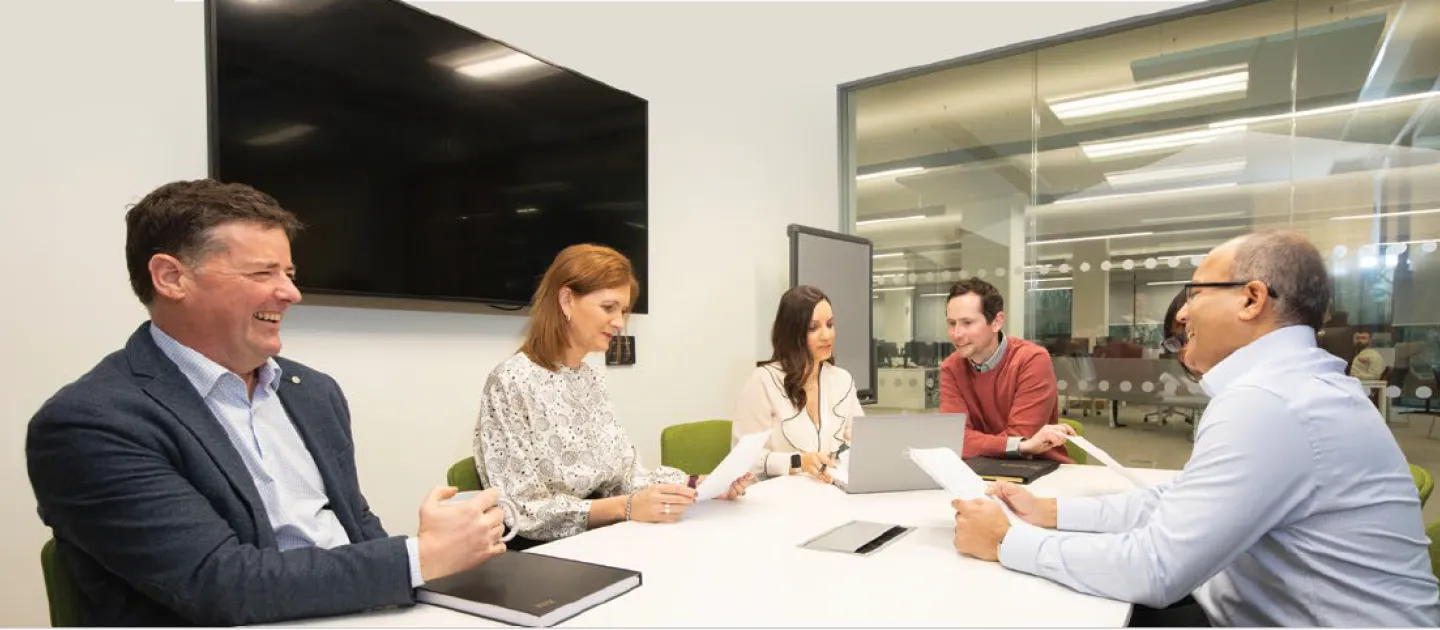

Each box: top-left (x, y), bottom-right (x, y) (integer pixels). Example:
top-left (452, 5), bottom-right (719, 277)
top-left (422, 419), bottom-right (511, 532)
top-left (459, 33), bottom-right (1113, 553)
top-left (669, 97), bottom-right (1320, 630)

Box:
top-left (833, 413), bottom-right (966, 494)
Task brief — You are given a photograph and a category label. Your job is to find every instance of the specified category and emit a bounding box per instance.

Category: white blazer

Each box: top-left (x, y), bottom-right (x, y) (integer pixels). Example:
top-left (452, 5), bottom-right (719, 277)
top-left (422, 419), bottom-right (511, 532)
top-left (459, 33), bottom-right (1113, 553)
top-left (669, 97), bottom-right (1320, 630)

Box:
top-left (732, 361), bottom-right (865, 478)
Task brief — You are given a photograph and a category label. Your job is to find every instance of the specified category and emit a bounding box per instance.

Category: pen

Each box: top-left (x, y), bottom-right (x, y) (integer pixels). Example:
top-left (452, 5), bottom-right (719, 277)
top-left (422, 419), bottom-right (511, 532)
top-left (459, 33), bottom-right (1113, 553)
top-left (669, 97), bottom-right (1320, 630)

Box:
top-left (819, 443), bottom-right (849, 474)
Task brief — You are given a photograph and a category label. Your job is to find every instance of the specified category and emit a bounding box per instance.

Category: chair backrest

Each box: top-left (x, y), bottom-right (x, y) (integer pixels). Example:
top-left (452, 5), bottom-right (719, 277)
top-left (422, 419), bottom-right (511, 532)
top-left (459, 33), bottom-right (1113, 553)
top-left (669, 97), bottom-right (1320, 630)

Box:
top-left (1059, 417), bottom-right (1088, 466)
top-left (447, 457), bottom-right (482, 492)
top-left (1412, 464), bottom-right (1434, 508)
top-left (42, 538), bottom-right (82, 627)
top-left (661, 420), bottom-right (733, 475)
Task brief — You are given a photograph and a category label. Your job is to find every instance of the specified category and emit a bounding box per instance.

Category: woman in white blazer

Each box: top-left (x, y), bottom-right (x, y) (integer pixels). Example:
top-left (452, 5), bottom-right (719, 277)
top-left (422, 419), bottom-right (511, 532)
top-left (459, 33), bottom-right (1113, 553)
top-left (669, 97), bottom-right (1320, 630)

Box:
top-left (734, 285), bottom-right (864, 481)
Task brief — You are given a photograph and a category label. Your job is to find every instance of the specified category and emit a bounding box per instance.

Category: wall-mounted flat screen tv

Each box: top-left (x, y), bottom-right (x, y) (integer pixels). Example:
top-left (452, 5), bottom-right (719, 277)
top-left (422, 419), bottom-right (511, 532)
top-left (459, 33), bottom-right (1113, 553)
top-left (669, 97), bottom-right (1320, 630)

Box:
top-left (206, 0), bottom-right (650, 311)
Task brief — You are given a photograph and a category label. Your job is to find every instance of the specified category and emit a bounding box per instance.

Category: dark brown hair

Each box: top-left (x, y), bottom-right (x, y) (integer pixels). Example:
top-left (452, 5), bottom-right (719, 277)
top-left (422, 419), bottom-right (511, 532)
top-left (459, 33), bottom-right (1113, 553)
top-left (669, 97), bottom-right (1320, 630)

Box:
top-left (947, 277), bottom-right (1004, 323)
top-left (124, 179), bottom-right (302, 305)
top-left (759, 285), bottom-right (833, 410)
top-left (1163, 287), bottom-right (1188, 339)
top-left (521, 244), bottom-right (640, 371)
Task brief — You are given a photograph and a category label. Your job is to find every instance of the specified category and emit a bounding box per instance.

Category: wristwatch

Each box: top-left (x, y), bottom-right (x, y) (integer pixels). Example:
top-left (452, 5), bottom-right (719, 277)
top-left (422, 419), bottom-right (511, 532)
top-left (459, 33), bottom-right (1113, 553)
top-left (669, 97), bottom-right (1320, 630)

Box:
top-left (790, 453), bottom-right (803, 472)
top-left (1005, 436), bottom-right (1023, 459)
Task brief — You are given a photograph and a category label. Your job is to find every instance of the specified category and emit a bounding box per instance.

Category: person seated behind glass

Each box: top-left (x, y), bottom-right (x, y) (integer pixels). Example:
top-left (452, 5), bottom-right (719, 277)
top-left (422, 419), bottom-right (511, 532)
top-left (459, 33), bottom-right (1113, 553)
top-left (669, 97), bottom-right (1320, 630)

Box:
top-left (1348, 331), bottom-right (1387, 381)
top-left (473, 244), bottom-right (751, 545)
top-left (733, 285), bottom-right (864, 481)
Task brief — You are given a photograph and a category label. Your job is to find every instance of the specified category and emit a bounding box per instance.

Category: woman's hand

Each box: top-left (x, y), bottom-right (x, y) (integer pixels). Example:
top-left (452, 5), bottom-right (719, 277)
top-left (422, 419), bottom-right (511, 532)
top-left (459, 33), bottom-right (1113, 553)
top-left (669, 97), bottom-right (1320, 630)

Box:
top-left (796, 452), bottom-right (835, 482)
top-left (711, 472), bottom-right (755, 500)
top-left (628, 483), bottom-right (696, 523)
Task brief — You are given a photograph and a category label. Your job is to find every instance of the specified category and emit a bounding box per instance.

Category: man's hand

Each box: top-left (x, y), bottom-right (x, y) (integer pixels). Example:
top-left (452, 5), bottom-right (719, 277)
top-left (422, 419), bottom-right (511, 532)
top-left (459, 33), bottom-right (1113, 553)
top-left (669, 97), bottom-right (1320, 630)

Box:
top-left (1019, 423), bottom-right (1075, 456)
top-left (416, 486), bottom-right (507, 582)
top-left (987, 481), bottom-right (1057, 528)
top-left (951, 498), bottom-right (1010, 562)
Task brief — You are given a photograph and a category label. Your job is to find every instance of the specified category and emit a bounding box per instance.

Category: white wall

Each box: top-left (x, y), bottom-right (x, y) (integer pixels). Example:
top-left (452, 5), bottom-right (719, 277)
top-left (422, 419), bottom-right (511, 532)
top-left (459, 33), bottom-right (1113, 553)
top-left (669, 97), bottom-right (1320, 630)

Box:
top-left (0, 0), bottom-right (1186, 625)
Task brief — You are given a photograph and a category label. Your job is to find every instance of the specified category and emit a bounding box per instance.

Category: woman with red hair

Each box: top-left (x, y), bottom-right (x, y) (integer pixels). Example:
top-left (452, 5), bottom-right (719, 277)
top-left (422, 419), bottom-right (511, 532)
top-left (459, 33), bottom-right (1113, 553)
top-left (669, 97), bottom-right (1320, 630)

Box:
top-left (473, 244), bottom-right (750, 546)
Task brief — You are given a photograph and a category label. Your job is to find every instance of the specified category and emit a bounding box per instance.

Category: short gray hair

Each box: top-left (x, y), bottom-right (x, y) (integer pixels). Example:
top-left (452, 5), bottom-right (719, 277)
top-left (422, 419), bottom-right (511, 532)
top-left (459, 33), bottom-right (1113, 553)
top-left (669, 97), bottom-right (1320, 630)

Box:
top-left (1230, 230), bottom-right (1331, 329)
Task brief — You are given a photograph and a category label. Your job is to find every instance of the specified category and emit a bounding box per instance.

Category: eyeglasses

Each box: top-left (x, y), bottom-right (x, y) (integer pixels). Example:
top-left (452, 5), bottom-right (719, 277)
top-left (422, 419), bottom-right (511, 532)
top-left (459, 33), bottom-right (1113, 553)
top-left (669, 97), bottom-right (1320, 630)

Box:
top-left (1182, 281), bottom-right (1278, 303)
top-left (1162, 336), bottom-right (1185, 354)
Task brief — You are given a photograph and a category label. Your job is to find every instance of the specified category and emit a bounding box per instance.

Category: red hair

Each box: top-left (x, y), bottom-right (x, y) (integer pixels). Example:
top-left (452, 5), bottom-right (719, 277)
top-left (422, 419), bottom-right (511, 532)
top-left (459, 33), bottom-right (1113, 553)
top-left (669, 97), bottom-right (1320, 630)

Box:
top-left (521, 244), bottom-right (640, 371)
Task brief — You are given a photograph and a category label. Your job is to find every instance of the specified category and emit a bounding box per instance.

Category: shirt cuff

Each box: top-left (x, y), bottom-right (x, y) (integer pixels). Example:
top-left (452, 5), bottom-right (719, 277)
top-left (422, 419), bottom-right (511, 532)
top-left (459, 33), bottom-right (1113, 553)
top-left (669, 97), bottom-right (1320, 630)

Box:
top-left (997, 522), bottom-right (1048, 576)
top-left (405, 536), bottom-right (425, 588)
top-left (1056, 496), bottom-right (1101, 532)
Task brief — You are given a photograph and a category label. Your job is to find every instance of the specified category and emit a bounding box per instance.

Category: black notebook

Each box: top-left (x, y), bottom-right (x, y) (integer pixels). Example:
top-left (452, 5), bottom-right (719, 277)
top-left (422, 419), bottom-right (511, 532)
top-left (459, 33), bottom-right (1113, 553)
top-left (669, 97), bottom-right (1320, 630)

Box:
top-left (416, 551), bottom-right (642, 627)
top-left (964, 457), bottom-right (1060, 485)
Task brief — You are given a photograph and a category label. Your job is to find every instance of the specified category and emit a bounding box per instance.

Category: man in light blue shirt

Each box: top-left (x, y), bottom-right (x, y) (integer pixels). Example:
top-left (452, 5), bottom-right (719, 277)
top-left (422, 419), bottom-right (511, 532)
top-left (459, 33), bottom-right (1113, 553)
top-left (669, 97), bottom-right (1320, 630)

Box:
top-left (951, 230), bottom-right (1439, 626)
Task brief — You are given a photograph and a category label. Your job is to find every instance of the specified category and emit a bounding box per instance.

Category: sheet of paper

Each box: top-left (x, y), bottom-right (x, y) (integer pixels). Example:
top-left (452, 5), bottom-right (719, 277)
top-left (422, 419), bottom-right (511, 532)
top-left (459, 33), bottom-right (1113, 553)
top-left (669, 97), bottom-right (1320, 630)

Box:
top-left (1065, 435), bottom-right (1152, 489)
top-left (696, 430), bottom-right (770, 501)
top-left (905, 447), bottom-right (1021, 526)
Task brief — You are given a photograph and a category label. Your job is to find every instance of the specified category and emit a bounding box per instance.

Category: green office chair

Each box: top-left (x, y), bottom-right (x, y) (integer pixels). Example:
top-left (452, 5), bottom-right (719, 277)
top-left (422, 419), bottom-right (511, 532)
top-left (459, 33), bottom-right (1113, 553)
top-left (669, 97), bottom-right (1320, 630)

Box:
top-left (1412, 464), bottom-right (1433, 508)
top-left (1060, 417), bottom-right (1088, 465)
top-left (42, 537), bottom-right (82, 627)
top-left (447, 457), bottom-right (482, 492)
top-left (660, 420), bottom-right (733, 475)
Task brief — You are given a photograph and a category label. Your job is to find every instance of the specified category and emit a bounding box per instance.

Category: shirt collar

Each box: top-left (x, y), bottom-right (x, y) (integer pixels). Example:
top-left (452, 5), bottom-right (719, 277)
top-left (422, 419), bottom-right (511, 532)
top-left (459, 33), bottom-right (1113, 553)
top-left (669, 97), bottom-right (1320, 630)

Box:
top-left (148, 322), bottom-right (283, 398)
top-left (1200, 325), bottom-right (1316, 398)
top-left (970, 332), bottom-right (1008, 373)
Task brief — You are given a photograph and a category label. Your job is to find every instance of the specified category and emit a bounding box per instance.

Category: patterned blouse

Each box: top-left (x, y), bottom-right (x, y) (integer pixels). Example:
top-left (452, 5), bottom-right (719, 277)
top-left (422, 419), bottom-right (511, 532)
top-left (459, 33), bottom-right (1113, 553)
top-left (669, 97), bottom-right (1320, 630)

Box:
top-left (473, 352), bottom-right (686, 541)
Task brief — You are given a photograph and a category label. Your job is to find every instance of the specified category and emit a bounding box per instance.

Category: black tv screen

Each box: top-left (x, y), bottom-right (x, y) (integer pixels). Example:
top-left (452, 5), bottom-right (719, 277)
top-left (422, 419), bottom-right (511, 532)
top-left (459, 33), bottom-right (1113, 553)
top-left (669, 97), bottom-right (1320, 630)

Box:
top-left (205, 0), bottom-right (649, 312)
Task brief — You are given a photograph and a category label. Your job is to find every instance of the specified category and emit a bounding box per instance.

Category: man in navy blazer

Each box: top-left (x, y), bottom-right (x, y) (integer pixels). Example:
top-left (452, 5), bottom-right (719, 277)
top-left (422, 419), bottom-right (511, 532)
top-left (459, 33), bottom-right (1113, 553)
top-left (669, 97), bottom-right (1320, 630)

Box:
top-left (27, 180), bottom-right (507, 626)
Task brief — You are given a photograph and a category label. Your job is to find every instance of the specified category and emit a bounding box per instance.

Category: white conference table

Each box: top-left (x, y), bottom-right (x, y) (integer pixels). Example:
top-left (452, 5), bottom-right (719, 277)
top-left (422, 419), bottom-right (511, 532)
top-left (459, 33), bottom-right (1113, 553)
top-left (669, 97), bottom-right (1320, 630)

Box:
top-left (283, 464), bottom-right (1178, 628)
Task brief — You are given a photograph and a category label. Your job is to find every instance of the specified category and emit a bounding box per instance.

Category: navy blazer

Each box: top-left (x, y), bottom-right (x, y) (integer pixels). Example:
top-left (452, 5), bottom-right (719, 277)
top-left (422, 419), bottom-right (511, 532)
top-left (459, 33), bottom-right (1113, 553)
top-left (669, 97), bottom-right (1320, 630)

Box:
top-left (27, 323), bottom-right (415, 626)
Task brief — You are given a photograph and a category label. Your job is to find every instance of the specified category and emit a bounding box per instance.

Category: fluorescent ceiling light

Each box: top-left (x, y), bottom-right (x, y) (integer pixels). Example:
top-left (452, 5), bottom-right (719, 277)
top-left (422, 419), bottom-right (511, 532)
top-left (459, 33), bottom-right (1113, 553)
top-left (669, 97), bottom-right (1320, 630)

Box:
top-left (1030, 231), bottom-right (1153, 246)
top-left (1139, 211), bottom-right (1244, 225)
top-left (1032, 286), bottom-right (1074, 292)
top-left (857, 167), bottom-right (924, 181)
top-left (1080, 126), bottom-right (1245, 160)
top-left (920, 293), bottom-right (950, 298)
top-left (1211, 89), bottom-right (1440, 129)
top-left (1030, 276), bottom-right (1074, 282)
top-left (857, 215), bottom-right (926, 227)
top-left (1054, 182), bottom-right (1236, 206)
top-left (872, 252), bottom-right (905, 259)
top-left (1329, 208), bottom-right (1440, 221)
top-left (873, 286), bottom-right (915, 292)
top-left (1049, 66), bottom-right (1249, 122)
top-left (1105, 159), bottom-right (1246, 188)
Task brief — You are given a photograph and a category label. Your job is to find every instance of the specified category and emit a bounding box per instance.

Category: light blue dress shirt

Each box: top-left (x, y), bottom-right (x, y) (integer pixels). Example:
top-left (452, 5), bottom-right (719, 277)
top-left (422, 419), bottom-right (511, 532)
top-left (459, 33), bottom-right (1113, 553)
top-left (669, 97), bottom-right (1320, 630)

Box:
top-left (1000, 325), bottom-right (1439, 626)
top-left (150, 325), bottom-right (425, 588)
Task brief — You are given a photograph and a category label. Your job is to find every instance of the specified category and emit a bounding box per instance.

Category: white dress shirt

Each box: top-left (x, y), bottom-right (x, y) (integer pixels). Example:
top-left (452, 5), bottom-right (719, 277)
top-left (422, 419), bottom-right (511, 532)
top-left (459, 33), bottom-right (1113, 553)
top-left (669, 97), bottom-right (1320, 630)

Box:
top-left (150, 324), bottom-right (424, 587)
top-left (999, 325), bottom-right (1439, 626)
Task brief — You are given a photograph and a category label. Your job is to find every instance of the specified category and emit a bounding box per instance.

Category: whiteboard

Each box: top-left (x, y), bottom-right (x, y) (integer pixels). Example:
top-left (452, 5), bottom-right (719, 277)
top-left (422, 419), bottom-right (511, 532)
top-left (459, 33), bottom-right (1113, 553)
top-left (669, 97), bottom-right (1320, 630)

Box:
top-left (788, 224), bottom-right (876, 403)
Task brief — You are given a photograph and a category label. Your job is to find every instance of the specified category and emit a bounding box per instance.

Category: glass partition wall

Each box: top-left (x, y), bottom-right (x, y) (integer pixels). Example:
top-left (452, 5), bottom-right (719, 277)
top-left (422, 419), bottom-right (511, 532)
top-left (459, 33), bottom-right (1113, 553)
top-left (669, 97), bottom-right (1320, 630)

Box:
top-left (843, 0), bottom-right (1440, 514)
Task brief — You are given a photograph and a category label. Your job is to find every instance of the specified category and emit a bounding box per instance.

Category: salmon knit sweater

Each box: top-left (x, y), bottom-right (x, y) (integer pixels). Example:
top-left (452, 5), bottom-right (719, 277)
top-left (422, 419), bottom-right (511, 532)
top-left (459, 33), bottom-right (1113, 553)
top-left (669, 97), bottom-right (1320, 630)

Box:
top-left (939, 336), bottom-right (1071, 463)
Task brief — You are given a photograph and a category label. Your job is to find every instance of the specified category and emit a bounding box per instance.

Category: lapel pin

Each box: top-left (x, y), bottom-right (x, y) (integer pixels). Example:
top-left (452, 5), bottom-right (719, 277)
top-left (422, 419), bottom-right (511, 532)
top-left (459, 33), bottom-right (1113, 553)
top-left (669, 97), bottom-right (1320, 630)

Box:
top-left (291, 376), bottom-right (301, 384)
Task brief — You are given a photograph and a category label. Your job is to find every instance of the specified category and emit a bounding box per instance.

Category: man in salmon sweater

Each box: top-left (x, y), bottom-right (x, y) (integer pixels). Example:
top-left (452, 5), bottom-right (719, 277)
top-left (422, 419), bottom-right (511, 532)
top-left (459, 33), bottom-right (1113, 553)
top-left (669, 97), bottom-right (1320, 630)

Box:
top-left (940, 278), bottom-right (1073, 462)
